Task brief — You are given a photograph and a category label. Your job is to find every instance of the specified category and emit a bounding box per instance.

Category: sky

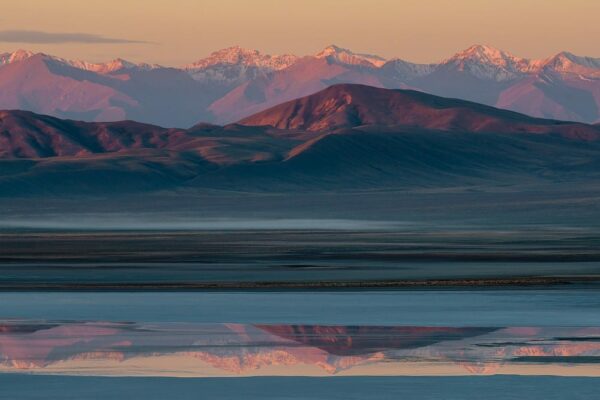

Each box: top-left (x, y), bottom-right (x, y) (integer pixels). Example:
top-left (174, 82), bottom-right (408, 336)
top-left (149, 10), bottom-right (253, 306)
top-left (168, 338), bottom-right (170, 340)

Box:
top-left (1, 0), bottom-right (599, 66)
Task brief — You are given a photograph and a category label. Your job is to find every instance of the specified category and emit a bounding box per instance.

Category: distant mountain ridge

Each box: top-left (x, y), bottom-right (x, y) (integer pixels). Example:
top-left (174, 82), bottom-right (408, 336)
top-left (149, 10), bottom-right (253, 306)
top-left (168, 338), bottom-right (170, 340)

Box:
top-left (0, 49), bottom-right (160, 73)
top-left (0, 44), bottom-right (599, 127)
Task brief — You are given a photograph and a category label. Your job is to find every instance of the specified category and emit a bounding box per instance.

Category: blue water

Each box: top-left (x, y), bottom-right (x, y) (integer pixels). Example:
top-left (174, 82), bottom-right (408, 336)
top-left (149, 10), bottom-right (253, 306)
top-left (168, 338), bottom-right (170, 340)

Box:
top-left (2, 289), bottom-right (599, 398)
top-left (2, 375), bottom-right (599, 400)
top-left (1, 289), bottom-right (598, 326)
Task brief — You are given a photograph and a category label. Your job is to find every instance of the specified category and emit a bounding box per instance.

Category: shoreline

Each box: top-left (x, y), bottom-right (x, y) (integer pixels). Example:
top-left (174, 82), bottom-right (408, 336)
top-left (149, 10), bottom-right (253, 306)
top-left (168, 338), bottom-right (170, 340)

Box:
top-left (1, 276), bottom-right (599, 291)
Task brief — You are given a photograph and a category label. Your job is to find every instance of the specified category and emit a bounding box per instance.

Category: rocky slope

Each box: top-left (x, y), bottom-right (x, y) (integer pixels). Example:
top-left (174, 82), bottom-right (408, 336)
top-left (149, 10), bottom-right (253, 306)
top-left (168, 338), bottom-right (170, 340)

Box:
top-left (1, 84), bottom-right (600, 196)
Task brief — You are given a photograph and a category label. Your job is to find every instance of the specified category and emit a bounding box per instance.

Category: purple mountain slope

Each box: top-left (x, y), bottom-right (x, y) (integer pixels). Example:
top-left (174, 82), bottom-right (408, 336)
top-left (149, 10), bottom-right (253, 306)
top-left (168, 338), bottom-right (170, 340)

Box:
top-left (1, 84), bottom-right (600, 196)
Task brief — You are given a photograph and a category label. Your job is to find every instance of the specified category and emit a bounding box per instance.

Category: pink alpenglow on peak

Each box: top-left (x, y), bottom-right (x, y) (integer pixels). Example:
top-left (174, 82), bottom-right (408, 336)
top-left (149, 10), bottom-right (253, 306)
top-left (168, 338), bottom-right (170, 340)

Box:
top-left (315, 45), bottom-right (387, 67)
top-left (0, 49), bottom-right (159, 73)
top-left (443, 44), bottom-right (600, 79)
top-left (185, 46), bottom-right (299, 71)
top-left (0, 44), bottom-right (599, 125)
top-left (541, 52), bottom-right (600, 77)
top-left (69, 58), bottom-right (162, 74)
top-left (0, 49), bottom-right (37, 66)
top-left (183, 46), bottom-right (300, 85)
top-left (443, 44), bottom-right (537, 77)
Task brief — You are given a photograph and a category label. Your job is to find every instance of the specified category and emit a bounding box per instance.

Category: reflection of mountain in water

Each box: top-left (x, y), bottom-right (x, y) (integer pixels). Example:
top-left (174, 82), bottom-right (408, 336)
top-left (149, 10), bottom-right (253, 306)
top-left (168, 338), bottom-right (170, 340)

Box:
top-left (254, 325), bottom-right (495, 356)
top-left (0, 321), bottom-right (598, 376)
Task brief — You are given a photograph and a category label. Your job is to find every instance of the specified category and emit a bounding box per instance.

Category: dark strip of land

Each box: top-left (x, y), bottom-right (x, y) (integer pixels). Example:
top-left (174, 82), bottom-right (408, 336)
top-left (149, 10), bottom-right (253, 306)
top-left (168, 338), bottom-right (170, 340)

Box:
top-left (1, 276), bottom-right (599, 291)
top-left (511, 356), bottom-right (600, 364)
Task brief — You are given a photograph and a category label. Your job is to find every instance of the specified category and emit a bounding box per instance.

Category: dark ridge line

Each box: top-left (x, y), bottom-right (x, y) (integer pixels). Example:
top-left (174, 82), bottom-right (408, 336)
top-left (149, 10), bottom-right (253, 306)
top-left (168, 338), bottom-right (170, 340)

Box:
top-left (5, 253), bottom-right (600, 263)
top-left (511, 356), bottom-right (600, 364)
top-left (1, 276), bottom-right (599, 291)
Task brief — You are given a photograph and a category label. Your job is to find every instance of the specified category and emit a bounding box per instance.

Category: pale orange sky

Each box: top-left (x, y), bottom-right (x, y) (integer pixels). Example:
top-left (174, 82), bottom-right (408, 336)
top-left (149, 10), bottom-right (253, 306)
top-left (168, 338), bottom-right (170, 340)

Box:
top-left (1, 0), bottom-right (598, 65)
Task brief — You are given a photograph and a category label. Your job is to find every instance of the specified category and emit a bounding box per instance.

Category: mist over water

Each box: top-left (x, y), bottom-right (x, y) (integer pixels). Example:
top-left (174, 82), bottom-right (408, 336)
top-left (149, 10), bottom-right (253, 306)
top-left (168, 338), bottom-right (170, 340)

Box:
top-left (0, 215), bottom-right (412, 231)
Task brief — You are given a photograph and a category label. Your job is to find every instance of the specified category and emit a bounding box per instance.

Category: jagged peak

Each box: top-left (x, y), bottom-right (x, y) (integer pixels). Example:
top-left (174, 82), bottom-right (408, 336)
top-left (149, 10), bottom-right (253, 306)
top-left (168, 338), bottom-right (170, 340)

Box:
top-left (447, 44), bottom-right (527, 66)
top-left (441, 44), bottom-right (542, 80)
top-left (315, 44), bottom-right (387, 67)
top-left (0, 49), bottom-right (159, 73)
top-left (316, 44), bottom-right (352, 56)
top-left (70, 58), bottom-right (142, 73)
top-left (186, 46), bottom-right (298, 71)
top-left (457, 44), bottom-right (508, 56)
top-left (544, 51), bottom-right (600, 70)
top-left (206, 46), bottom-right (264, 61)
top-left (0, 49), bottom-right (39, 65)
top-left (444, 45), bottom-right (600, 77)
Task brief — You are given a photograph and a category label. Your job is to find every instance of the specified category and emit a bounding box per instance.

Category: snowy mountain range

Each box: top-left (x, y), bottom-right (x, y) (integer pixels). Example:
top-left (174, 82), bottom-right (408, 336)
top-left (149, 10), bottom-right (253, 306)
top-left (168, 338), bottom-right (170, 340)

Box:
top-left (0, 44), bottom-right (598, 126)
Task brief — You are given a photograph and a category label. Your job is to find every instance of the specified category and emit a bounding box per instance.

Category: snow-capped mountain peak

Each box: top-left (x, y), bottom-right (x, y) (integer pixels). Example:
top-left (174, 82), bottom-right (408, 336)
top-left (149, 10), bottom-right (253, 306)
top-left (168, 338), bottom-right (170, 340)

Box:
top-left (69, 58), bottom-right (160, 74)
top-left (0, 49), bottom-right (159, 74)
top-left (541, 51), bottom-right (600, 76)
top-left (447, 44), bottom-right (532, 69)
top-left (0, 49), bottom-right (37, 65)
top-left (315, 45), bottom-right (387, 67)
top-left (184, 46), bottom-right (300, 85)
top-left (446, 45), bottom-right (600, 78)
top-left (453, 44), bottom-right (516, 61)
top-left (185, 46), bottom-right (298, 71)
top-left (443, 44), bottom-right (536, 81)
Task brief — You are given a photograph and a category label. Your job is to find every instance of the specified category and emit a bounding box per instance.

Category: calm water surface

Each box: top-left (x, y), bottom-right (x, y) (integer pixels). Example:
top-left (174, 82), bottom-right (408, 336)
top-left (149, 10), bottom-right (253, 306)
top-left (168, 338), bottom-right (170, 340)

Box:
top-left (0, 289), bottom-right (598, 326)
top-left (1, 289), bottom-right (599, 397)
